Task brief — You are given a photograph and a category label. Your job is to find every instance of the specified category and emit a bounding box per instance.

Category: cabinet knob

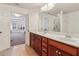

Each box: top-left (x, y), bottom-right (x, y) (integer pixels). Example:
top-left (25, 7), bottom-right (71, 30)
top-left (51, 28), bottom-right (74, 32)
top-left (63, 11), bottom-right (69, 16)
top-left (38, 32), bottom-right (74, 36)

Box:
top-left (59, 52), bottom-right (61, 55)
top-left (56, 50), bottom-right (58, 53)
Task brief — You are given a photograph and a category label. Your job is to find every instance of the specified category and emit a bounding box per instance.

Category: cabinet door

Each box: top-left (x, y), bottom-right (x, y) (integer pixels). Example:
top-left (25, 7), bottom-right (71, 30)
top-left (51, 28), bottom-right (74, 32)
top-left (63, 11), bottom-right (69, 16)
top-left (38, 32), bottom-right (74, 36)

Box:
top-left (37, 39), bottom-right (42, 56)
top-left (48, 45), bottom-right (58, 56)
top-left (34, 38), bottom-right (37, 51)
top-left (34, 35), bottom-right (42, 56)
top-left (30, 33), bottom-right (35, 49)
top-left (30, 33), bottom-right (42, 56)
top-left (59, 50), bottom-right (71, 56)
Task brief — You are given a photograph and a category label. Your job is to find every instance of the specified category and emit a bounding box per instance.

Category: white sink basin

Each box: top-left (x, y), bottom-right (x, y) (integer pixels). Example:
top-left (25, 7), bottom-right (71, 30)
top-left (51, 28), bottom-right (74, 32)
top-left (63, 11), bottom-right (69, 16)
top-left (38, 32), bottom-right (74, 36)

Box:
top-left (57, 37), bottom-right (74, 41)
top-left (44, 32), bottom-right (79, 44)
top-left (46, 33), bottom-right (65, 37)
top-left (57, 37), bottom-right (79, 44)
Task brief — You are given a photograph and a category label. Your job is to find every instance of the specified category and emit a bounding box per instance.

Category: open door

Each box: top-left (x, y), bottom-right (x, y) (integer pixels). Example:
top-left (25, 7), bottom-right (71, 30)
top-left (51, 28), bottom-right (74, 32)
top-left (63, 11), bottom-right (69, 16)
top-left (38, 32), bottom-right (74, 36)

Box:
top-left (10, 13), bottom-right (26, 46)
top-left (0, 12), bottom-right (10, 51)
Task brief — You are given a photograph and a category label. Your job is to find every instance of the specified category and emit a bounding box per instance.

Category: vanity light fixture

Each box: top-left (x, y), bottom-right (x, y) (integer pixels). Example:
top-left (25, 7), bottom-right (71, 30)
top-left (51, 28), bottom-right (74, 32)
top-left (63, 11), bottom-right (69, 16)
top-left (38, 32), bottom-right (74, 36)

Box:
top-left (41, 3), bottom-right (56, 11)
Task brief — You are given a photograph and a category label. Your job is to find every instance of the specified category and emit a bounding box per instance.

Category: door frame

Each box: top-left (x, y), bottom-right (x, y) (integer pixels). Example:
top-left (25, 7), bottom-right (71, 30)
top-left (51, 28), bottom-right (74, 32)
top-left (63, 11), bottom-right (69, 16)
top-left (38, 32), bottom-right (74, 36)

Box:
top-left (10, 12), bottom-right (29, 46)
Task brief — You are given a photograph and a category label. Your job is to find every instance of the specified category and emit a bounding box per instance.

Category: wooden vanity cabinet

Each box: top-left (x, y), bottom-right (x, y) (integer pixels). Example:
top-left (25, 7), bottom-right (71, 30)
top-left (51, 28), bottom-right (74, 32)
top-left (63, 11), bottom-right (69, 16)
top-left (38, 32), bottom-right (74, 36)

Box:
top-left (48, 45), bottom-right (59, 56)
top-left (60, 50), bottom-right (71, 56)
top-left (30, 33), bottom-right (35, 49)
top-left (48, 39), bottom-right (78, 56)
top-left (35, 35), bottom-right (42, 56)
top-left (30, 33), bottom-right (42, 56)
top-left (48, 45), bottom-right (70, 56)
top-left (41, 37), bottom-right (48, 56)
top-left (30, 32), bottom-right (79, 56)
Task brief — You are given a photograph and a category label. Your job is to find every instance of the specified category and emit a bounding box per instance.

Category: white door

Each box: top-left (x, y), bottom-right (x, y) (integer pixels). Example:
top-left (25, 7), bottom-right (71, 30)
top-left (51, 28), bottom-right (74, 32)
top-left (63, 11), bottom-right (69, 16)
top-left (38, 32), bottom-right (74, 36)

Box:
top-left (0, 12), bottom-right (10, 51)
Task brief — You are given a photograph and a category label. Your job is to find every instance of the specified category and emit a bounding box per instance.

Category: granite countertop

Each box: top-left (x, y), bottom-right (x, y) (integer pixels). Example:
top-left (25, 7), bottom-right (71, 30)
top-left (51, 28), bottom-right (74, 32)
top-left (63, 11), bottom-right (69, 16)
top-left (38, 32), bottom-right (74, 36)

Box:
top-left (30, 31), bottom-right (79, 48)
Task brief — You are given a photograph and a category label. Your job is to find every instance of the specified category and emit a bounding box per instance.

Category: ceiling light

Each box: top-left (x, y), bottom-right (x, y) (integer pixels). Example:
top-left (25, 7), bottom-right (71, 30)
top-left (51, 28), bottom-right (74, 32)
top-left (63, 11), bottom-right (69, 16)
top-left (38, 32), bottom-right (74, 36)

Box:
top-left (13, 13), bottom-right (21, 17)
top-left (41, 3), bottom-right (56, 11)
top-left (41, 4), bottom-right (48, 11)
top-left (47, 3), bottom-right (55, 10)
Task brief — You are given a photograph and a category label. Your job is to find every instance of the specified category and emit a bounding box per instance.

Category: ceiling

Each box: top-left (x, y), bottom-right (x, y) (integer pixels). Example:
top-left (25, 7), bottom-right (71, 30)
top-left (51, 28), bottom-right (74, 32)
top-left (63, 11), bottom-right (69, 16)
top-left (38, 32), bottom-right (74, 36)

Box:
top-left (48, 3), bottom-right (79, 15)
top-left (5, 3), bottom-right (79, 15)
top-left (5, 3), bottom-right (45, 9)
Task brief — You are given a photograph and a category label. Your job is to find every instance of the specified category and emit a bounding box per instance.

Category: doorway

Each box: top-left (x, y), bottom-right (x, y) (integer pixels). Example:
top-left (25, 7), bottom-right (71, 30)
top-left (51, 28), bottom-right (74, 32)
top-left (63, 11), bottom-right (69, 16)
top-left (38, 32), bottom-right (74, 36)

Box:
top-left (10, 13), bottom-right (26, 46)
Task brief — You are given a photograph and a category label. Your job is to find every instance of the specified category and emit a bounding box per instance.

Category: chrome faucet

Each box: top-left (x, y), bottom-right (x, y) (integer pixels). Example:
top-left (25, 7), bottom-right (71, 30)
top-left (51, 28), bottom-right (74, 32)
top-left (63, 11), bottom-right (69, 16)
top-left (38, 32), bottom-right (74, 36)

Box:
top-left (65, 34), bottom-right (71, 38)
top-left (44, 29), bottom-right (47, 33)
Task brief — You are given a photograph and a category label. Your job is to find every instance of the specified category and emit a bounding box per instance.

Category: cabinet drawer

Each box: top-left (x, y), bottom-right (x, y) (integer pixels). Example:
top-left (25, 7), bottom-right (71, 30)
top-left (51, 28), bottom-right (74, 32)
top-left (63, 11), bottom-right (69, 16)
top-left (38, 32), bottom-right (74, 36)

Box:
top-left (42, 42), bottom-right (47, 48)
top-left (42, 51), bottom-right (47, 56)
top-left (42, 37), bottom-right (48, 43)
top-left (48, 39), bottom-right (78, 56)
top-left (42, 46), bottom-right (47, 53)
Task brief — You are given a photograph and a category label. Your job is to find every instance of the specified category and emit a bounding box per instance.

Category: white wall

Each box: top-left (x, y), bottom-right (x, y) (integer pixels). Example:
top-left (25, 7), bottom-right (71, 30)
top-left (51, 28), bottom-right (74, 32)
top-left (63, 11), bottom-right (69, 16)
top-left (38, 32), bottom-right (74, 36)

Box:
top-left (0, 12), bottom-right (11, 51)
top-left (62, 14), bottom-right (69, 32)
top-left (62, 11), bottom-right (79, 34)
top-left (0, 4), bottom-right (28, 51)
top-left (29, 9), bottom-right (40, 31)
top-left (27, 9), bottom-right (40, 45)
top-left (28, 9), bottom-right (56, 32)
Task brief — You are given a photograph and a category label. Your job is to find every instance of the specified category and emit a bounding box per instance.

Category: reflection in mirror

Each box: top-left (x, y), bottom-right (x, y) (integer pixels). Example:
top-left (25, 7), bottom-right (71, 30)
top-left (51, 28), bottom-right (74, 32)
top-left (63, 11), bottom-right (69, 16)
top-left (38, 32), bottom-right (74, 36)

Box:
top-left (40, 3), bottom-right (79, 38)
top-left (40, 12), bottom-right (61, 32)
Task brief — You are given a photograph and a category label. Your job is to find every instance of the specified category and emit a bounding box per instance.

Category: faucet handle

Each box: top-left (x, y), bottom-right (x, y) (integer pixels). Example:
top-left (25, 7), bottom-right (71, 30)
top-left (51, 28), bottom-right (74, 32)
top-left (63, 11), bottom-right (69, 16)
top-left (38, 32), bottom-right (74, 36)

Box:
top-left (44, 29), bottom-right (47, 31)
top-left (65, 34), bottom-right (71, 38)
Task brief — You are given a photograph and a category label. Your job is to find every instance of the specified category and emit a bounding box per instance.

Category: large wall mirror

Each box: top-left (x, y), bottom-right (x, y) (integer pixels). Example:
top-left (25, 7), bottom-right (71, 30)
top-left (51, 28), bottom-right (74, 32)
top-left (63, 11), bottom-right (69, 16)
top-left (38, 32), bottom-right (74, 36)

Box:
top-left (40, 3), bottom-right (79, 35)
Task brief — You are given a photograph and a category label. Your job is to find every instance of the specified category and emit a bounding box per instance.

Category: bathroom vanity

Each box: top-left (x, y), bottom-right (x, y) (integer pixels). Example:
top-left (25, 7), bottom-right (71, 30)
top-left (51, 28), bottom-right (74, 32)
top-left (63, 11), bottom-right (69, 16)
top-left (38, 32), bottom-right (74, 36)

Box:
top-left (30, 32), bottom-right (79, 56)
